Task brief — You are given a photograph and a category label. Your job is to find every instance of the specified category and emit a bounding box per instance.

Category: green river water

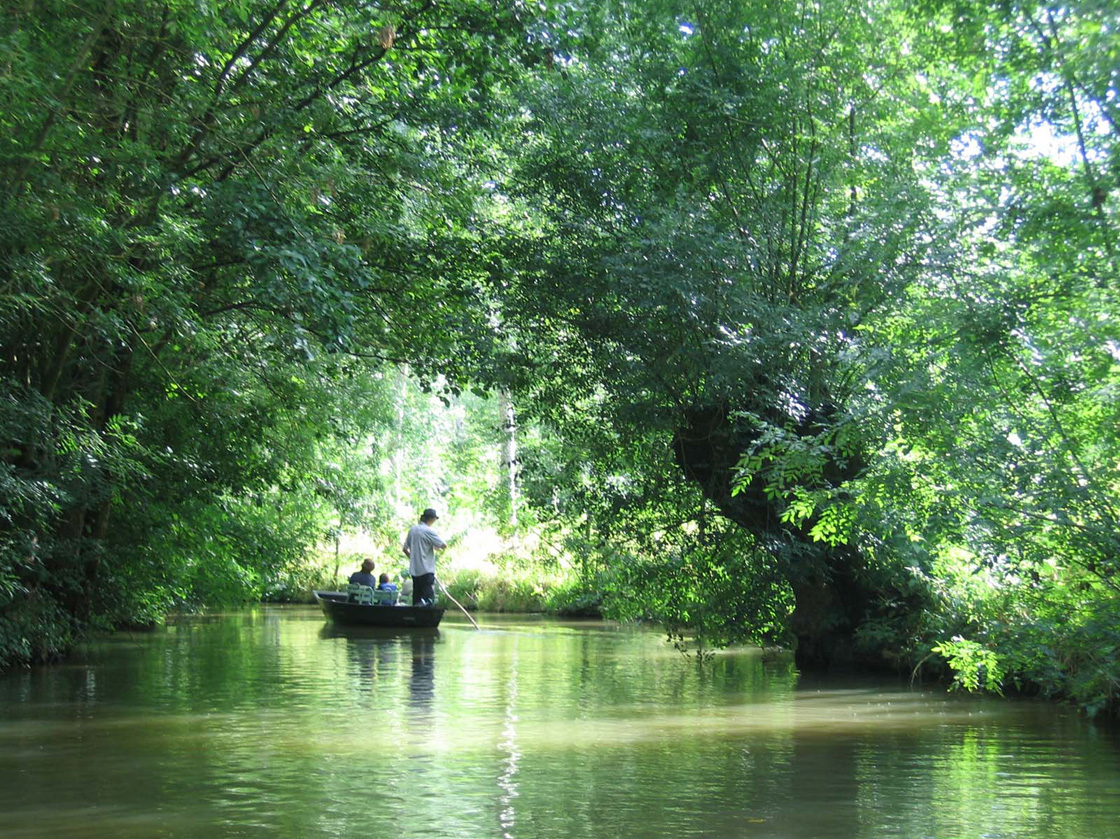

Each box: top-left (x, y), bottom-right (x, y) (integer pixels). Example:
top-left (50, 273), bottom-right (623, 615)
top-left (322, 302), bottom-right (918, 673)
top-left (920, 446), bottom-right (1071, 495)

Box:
top-left (1, 606), bottom-right (1118, 839)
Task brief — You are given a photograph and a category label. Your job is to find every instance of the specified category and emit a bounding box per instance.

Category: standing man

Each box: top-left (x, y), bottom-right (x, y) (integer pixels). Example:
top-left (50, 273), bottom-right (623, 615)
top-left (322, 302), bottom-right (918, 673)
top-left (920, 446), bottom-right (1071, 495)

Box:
top-left (403, 508), bottom-right (446, 607)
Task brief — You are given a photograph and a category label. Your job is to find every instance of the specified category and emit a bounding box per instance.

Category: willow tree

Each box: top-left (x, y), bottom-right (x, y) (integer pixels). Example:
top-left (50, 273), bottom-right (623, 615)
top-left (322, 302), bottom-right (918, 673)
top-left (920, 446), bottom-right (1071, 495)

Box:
top-left (492, 0), bottom-right (1120, 699)
top-left (488, 0), bottom-right (937, 666)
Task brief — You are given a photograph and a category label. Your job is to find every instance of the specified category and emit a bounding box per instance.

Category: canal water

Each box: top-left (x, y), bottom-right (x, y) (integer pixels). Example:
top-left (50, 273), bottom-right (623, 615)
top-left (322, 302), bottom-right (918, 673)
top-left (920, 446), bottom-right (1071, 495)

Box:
top-left (1, 606), bottom-right (1118, 839)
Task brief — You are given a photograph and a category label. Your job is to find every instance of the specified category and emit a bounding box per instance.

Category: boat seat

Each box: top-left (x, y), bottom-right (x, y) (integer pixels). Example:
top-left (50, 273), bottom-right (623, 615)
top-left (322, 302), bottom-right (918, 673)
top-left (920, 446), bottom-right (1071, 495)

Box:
top-left (346, 584), bottom-right (375, 605)
top-left (373, 589), bottom-right (399, 606)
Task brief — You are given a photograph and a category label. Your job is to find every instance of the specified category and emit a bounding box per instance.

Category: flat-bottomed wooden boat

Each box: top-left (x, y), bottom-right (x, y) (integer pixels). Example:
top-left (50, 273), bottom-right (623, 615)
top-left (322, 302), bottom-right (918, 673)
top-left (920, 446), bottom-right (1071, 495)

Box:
top-left (314, 590), bottom-right (445, 628)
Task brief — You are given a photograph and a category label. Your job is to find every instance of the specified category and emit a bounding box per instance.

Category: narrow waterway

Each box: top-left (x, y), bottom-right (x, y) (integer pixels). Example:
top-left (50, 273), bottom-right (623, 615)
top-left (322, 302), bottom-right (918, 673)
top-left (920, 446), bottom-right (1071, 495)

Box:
top-left (2, 606), bottom-right (1117, 839)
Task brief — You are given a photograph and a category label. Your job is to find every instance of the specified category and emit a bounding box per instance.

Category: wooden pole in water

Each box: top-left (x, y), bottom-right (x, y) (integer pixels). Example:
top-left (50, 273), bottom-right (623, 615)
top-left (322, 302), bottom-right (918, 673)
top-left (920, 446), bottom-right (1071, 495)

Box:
top-left (437, 578), bottom-right (480, 630)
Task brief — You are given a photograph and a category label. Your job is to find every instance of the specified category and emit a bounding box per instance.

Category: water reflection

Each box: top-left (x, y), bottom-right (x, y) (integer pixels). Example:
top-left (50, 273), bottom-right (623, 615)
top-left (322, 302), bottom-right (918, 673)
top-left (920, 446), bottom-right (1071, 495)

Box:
top-left (0, 609), bottom-right (1118, 839)
top-left (497, 648), bottom-right (521, 839)
top-left (409, 632), bottom-right (437, 712)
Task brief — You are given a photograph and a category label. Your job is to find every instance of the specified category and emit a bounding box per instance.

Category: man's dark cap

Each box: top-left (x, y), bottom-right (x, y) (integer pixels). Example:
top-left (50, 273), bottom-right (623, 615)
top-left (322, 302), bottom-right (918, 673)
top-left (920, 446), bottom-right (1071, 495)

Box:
top-left (422, 508), bottom-right (439, 521)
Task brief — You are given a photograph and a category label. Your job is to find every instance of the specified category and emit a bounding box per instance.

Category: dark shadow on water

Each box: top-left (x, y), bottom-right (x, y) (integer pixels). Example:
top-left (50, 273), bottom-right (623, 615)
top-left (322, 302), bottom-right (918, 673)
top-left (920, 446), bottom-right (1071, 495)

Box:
top-left (318, 624), bottom-right (441, 641)
top-left (319, 624), bottom-right (441, 696)
top-left (408, 632), bottom-right (436, 711)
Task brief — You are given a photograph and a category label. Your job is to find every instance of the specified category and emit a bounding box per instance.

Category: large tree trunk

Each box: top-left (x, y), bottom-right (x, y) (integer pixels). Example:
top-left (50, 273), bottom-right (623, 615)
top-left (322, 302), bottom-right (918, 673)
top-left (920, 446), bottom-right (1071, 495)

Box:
top-left (672, 402), bottom-right (881, 671)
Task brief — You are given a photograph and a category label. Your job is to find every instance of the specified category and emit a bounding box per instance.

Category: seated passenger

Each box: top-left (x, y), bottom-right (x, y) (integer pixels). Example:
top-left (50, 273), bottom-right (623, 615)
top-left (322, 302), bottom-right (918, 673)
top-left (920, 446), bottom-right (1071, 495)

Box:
top-left (377, 572), bottom-right (398, 592)
top-left (348, 558), bottom-right (378, 589)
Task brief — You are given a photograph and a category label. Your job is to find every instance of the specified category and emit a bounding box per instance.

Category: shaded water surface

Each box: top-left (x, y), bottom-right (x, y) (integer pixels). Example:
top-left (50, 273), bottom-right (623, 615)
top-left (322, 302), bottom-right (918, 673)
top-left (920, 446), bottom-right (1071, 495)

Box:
top-left (2, 607), bottom-right (1118, 838)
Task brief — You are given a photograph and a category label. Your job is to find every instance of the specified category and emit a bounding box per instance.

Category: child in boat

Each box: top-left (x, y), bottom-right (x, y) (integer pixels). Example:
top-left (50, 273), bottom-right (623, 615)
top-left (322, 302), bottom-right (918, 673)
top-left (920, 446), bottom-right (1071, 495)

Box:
top-left (377, 572), bottom-right (398, 592)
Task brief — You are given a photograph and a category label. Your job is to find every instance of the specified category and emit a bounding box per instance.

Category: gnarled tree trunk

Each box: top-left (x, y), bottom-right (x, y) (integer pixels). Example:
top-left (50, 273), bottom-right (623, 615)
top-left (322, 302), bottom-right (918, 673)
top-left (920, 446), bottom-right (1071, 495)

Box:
top-left (672, 402), bottom-right (881, 670)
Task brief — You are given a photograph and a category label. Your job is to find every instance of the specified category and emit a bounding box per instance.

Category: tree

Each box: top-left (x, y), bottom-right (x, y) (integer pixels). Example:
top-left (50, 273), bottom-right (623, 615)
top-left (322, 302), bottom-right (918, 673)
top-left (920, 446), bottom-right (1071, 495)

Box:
top-left (485, 0), bottom-right (936, 666)
top-left (865, 0), bottom-right (1120, 707)
top-left (0, 0), bottom-right (532, 663)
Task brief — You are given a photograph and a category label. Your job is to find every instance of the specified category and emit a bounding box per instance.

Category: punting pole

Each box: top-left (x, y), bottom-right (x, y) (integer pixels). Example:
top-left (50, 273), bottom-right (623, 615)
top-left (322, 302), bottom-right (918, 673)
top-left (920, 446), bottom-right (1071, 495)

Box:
top-left (436, 578), bottom-right (481, 630)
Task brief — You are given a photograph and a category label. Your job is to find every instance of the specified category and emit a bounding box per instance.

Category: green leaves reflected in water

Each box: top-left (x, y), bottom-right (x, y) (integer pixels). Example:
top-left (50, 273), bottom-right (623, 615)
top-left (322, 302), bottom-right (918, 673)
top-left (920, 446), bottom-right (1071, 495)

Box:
top-left (0, 608), bottom-right (1117, 839)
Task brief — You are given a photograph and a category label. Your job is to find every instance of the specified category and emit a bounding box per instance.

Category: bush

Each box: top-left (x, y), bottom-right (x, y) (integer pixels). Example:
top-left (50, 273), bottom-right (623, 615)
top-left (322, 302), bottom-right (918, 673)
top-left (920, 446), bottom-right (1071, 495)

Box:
top-left (925, 552), bottom-right (1120, 716)
top-left (440, 566), bottom-right (550, 612)
top-left (543, 576), bottom-right (603, 617)
top-left (0, 590), bottom-right (74, 669)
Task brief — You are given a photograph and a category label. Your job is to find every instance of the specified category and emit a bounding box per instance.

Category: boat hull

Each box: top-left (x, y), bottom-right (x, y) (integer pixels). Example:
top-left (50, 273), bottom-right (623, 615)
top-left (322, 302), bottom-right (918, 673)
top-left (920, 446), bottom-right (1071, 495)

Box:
top-left (314, 591), bottom-right (445, 628)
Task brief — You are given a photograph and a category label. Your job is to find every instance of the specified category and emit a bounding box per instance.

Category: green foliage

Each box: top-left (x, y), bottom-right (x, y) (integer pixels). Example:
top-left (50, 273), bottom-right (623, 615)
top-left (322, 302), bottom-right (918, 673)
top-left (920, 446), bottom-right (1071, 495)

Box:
top-left (932, 637), bottom-right (1006, 694)
top-left (440, 566), bottom-right (550, 613)
top-left (602, 531), bottom-right (795, 655)
top-left (486, 0), bottom-right (937, 668)
top-left (542, 576), bottom-right (604, 618)
top-left (862, 0), bottom-right (1119, 711)
top-left (0, 0), bottom-right (534, 665)
top-left (732, 415), bottom-right (862, 542)
top-left (0, 590), bottom-right (74, 670)
top-left (922, 546), bottom-right (1120, 714)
